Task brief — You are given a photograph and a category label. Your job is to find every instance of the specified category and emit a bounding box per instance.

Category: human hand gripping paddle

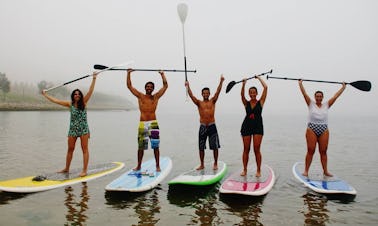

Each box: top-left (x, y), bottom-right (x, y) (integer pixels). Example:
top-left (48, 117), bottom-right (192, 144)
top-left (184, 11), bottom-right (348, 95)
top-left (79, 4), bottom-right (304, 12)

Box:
top-left (44, 61), bottom-right (134, 92)
top-left (93, 64), bottom-right (196, 73)
top-left (266, 75), bottom-right (371, 91)
top-left (225, 69), bottom-right (273, 93)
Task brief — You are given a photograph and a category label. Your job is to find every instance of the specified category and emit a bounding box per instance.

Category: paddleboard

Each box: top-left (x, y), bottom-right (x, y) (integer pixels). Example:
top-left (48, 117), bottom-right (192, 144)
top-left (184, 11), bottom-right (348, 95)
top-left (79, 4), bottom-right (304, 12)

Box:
top-left (105, 156), bottom-right (172, 192)
top-left (292, 162), bottom-right (356, 195)
top-left (0, 162), bottom-right (124, 193)
top-left (168, 161), bottom-right (227, 186)
top-left (220, 164), bottom-right (275, 196)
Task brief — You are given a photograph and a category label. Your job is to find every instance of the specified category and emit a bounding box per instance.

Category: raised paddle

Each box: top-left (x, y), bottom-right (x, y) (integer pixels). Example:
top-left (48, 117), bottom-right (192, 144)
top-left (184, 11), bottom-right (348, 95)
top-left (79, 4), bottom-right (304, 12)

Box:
top-left (225, 69), bottom-right (273, 93)
top-left (177, 3), bottom-right (189, 98)
top-left (45, 61), bottom-right (133, 92)
top-left (93, 64), bottom-right (197, 73)
top-left (266, 75), bottom-right (371, 92)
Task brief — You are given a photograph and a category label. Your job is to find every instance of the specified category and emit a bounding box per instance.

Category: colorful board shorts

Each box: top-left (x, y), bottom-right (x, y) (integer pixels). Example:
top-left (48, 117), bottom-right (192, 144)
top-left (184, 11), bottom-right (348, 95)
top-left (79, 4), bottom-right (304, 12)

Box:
top-left (199, 123), bottom-right (220, 150)
top-left (138, 120), bottom-right (160, 150)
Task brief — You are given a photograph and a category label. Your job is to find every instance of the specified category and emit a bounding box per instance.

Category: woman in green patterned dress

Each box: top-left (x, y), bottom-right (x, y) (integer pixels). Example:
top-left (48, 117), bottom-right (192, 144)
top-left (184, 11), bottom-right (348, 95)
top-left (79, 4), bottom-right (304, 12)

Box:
top-left (42, 72), bottom-right (97, 177)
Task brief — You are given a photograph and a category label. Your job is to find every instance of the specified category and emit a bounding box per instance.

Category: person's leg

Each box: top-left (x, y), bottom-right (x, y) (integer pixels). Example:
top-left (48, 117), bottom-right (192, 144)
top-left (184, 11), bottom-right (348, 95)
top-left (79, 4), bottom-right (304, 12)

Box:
top-left (241, 136), bottom-right (251, 176)
top-left (60, 136), bottom-right (77, 173)
top-left (252, 135), bottom-right (263, 177)
top-left (303, 128), bottom-right (317, 176)
top-left (196, 150), bottom-right (205, 170)
top-left (212, 149), bottom-right (219, 170)
top-left (79, 134), bottom-right (90, 177)
top-left (318, 130), bottom-right (331, 176)
top-left (153, 148), bottom-right (161, 172)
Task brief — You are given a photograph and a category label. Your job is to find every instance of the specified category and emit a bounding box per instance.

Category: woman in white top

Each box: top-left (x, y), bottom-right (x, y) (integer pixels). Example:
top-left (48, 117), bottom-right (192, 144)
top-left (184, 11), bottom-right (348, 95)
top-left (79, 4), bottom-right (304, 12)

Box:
top-left (299, 80), bottom-right (346, 177)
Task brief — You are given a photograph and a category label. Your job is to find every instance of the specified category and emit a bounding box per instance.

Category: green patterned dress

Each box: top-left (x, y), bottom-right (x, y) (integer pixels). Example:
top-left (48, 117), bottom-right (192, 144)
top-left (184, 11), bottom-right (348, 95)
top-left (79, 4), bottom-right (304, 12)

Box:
top-left (68, 105), bottom-right (90, 137)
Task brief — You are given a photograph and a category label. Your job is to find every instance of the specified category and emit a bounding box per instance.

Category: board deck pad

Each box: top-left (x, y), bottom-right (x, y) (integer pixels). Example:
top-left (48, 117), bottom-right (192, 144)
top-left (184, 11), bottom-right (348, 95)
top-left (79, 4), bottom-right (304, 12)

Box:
top-left (168, 161), bottom-right (227, 186)
top-left (220, 164), bottom-right (275, 196)
top-left (292, 162), bottom-right (356, 195)
top-left (0, 162), bottom-right (125, 193)
top-left (105, 156), bottom-right (172, 192)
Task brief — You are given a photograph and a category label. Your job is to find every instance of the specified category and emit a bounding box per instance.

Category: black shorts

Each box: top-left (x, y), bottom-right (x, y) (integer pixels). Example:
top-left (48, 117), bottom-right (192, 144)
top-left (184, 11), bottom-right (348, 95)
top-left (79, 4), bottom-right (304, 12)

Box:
top-left (199, 123), bottom-right (220, 150)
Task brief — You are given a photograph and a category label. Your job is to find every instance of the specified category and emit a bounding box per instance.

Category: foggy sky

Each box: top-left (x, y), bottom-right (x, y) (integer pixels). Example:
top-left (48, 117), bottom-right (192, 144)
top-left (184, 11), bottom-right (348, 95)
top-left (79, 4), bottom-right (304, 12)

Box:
top-left (1, 0), bottom-right (377, 116)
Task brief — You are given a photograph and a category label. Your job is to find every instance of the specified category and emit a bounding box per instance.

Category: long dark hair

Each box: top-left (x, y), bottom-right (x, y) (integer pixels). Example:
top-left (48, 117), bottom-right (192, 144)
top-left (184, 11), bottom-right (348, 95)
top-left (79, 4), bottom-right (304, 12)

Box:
top-left (71, 89), bottom-right (85, 110)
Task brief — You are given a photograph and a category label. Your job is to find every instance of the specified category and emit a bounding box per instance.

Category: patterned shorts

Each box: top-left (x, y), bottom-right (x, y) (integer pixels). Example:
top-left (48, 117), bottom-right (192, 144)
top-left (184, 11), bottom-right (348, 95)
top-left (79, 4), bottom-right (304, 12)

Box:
top-left (138, 120), bottom-right (160, 150)
top-left (307, 122), bottom-right (328, 137)
top-left (199, 123), bottom-right (220, 150)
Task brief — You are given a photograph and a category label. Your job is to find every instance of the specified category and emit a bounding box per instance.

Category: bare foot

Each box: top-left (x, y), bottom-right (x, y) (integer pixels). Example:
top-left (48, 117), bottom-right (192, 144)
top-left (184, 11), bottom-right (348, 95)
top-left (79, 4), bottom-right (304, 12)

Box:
top-left (79, 171), bottom-right (87, 177)
top-left (58, 169), bottom-right (69, 173)
top-left (324, 172), bottom-right (333, 177)
top-left (255, 171), bottom-right (261, 177)
top-left (302, 172), bottom-right (308, 177)
top-left (213, 164), bottom-right (218, 170)
top-left (240, 170), bottom-right (247, 176)
top-left (133, 166), bottom-right (141, 171)
top-left (156, 166), bottom-right (161, 172)
top-left (196, 165), bottom-right (205, 170)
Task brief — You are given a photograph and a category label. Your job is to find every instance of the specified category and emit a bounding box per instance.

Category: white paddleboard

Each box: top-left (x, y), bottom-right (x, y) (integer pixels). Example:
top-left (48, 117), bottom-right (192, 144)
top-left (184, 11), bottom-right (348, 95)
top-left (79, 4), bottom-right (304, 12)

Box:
top-left (105, 156), bottom-right (172, 192)
top-left (292, 162), bottom-right (356, 195)
top-left (168, 161), bottom-right (227, 186)
top-left (0, 162), bottom-right (125, 193)
top-left (220, 164), bottom-right (275, 196)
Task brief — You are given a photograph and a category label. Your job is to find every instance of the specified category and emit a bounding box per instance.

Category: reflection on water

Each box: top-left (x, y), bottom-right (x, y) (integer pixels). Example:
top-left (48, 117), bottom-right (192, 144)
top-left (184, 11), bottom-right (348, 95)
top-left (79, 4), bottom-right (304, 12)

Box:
top-left (105, 189), bottom-right (161, 225)
top-left (301, 193), bottom-right (329, 226)
top-left (220, 194), bottom-right (265, 226)
top-left (168, 184), bottom-right (221, 225)
top-left (0, 192), bottom-right (28, 205)
top-left (64, 182), bottom-right (90, 226)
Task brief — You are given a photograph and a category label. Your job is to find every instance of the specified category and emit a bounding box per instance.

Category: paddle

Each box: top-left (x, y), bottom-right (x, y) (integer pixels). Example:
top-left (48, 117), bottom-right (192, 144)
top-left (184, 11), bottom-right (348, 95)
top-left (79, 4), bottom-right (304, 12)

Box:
top-left (225, 69), bottom-right (273, 93)
top-left (266, 75), bottom-right (371, 92)
top-left (177, 3), bottom-right (189, 97)
top-left (45, 61), bottom-right (133, 92)
top-left (93, 64), bottom-right (197, 73)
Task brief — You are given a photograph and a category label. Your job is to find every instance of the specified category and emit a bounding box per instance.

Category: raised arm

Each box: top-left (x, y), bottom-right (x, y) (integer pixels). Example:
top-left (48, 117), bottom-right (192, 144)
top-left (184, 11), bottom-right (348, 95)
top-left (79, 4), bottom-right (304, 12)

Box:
top-left (328, 82), bottom-right (346, 108)
top-left (83, 72), bottom-right (97, 104)
top-left (298, 80), bottom-right (311, 106)
top-left (154, 71), bottom-right (168, 98)
top-left (256, 75), bottom-right (268, 106)
top-left (126, 69), bottom-right (142, 98)
top-left (41, 90), bottom-right (70, 108)
top-left (185, 80), bottom-right (199, 105)
top-left (241, 79), bottom-right (247, 106)
top-left (211, 75), bottom-right (225, 103)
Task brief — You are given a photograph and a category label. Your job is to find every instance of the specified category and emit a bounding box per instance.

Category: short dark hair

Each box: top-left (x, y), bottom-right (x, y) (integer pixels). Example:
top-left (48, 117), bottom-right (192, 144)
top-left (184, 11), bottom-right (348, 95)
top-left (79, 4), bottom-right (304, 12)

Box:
top-left (315, 90), bottom-right (323, 96)
top-left (202, 87), bottom-right (210, 94)
top-left (145, 81), bottom-right (155, 89)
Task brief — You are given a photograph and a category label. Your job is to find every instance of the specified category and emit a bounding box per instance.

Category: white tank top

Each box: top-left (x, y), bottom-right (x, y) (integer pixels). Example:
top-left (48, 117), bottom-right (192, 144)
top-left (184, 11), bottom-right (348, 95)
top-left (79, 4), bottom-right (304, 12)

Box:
top-left (308, 100), bottom-right (329, 124)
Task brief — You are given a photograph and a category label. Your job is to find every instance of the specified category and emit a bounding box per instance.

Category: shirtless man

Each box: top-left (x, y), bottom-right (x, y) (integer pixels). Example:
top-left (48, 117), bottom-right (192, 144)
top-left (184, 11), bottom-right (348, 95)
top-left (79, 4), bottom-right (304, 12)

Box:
top-left (185, 75), bottom-right (224, 170)
top-left (127, 69), bottom-right (168, 172)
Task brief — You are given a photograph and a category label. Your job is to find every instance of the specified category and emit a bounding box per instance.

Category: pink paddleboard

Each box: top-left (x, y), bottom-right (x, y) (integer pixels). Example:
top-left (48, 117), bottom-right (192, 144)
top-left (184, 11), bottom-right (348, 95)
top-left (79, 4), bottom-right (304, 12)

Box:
top-left (220, 164), bottom-right (275, 196)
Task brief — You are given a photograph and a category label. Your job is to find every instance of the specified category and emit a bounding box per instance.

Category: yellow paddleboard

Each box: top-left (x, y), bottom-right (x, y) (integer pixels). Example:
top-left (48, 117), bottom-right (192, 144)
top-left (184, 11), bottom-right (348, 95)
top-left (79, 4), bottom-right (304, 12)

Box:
top-left (0, 162), bottom-right (124, 193)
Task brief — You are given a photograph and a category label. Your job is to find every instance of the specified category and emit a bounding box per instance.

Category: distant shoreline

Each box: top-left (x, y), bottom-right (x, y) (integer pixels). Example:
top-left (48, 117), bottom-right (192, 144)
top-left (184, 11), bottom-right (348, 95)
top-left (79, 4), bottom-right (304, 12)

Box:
top-left (0, 102), bottom-right (134, 111)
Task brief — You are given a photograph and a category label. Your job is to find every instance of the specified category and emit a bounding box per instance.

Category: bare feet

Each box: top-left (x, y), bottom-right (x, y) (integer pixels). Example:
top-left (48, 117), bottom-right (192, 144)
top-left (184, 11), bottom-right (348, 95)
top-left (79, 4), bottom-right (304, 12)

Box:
top-left (302, 172), bottom-right (308, 177)
top-left (213, 164), bottom-right (218, 170)
top-left (255, 171), bottom-right (261, 177)
top-left (156, 166), bottom-right (161, 172)
top-left (133, 166), bottom-right (141, 171)
top-left (58, 169), bottom-right (69, 173)
top-left (240, 170), bottom-right (247, 176)
top-left (196, 165), bottom-right (205, 170)
top-left (324, 171), bottom-right (333, 177)
top-left (79, 171), bottom-right (87, 177)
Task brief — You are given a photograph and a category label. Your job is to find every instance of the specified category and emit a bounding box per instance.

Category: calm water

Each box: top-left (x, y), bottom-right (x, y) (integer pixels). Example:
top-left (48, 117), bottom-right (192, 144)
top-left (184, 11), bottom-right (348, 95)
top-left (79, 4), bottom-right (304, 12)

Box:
top-left (0, 111), bottom-right (377, 226)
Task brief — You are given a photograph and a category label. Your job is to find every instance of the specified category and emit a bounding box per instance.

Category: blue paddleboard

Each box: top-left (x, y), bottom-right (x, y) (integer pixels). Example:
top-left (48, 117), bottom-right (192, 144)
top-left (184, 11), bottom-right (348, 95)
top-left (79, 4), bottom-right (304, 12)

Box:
top-left (105, 157), bottom-right (172, 192)
top-left (292, 162), bottom-right (356, 195)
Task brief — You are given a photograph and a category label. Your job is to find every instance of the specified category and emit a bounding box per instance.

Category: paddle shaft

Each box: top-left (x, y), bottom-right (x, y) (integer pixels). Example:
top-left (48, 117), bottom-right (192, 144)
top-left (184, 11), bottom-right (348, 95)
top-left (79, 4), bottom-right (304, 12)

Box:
top-left (45, 75), bottom-right (90, 92)
top-left (234, 69), bottom-right (274, 84)
top-left (267, 75), bottom-right (346, 84)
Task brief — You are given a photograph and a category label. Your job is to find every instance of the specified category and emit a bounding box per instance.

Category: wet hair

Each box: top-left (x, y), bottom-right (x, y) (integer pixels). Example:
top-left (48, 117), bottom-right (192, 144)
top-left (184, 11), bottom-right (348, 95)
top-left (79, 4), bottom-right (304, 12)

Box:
top-left (145, 81), bottom-right (155, 89)
top-left (71, 89), bottom-right (85, 110)
top-left (202, 87), bottom-right (210, 94)
top-left (249, 86), bottom-right (258, 94)
top-left (314, 90), bottom-right (323, 97)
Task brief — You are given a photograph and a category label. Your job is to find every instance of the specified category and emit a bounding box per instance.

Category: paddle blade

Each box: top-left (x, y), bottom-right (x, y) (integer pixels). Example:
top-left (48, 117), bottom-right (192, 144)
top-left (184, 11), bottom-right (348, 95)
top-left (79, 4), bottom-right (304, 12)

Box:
top-left (226, 81), bottom-right (236, 93)
top-left (94, 64), bottom-right (108, 70)
top-left (177, 3), bottom-right (188, 24)
top-left (349, 80), bottom-right (371, 91)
